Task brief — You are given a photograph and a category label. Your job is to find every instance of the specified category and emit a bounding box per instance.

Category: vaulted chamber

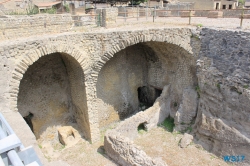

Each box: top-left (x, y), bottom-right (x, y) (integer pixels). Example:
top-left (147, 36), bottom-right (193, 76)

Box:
top-left (17, 52), bottom-right (91, 141)
top-left (96, 41), bottom-right (197, 127)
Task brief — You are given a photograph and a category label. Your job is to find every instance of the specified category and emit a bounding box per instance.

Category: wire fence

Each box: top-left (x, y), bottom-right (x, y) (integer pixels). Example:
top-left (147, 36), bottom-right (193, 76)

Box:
top-left (115, 7), bottom-right (250, 28)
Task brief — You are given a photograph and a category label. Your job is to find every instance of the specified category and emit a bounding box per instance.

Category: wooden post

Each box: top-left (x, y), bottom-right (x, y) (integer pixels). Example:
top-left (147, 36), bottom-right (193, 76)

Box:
top-left (153, 7), bottom-right (155, 22)
top-left (137, 6), bottom-right (139, 21)
top-left (189, 10), bottom-right (191, 25)
top-left (125, 7), bottom-right (127, 22)
top-left (240, 8), bottom-right (244, 28)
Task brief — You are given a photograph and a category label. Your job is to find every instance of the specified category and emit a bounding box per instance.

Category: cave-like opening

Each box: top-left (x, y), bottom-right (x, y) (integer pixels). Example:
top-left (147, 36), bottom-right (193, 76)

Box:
top-left (137, 86), bottom-right (162, 111)
top-left (96, 41), bottom-right (197, 128)
top-left (17, 52), bottom-right (91, 143)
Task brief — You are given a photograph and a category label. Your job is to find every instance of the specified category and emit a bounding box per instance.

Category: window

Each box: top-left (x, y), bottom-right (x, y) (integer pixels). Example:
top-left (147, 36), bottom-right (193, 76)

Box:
top-left (229, 4), bottom-right (232, 9)
top-left (223, 5), bottom-right (226, 9)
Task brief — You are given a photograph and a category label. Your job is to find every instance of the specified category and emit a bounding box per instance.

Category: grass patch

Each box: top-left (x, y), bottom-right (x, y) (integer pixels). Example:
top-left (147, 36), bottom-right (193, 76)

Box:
top-left (173, 131), bottom-right (181, 137)
top-left (217, 83), bottom-right (221, 92)
top-left (197, 23), bottom-right (203, 27)
top-left (161, 116), bottom-right (175, 132)
top-left (138, 123), bottom-right (146, 134)
top-left (195, 85), bottom-right (200, 98)
top-left (243, 85), bottom-right (249, 89)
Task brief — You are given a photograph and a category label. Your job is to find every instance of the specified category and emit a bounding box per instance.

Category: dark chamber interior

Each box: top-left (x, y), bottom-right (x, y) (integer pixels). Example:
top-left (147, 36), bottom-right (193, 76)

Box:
top-left (137, 86), bottom-right (162, 108)
top-left (23, 112), bottom-right (34, 133)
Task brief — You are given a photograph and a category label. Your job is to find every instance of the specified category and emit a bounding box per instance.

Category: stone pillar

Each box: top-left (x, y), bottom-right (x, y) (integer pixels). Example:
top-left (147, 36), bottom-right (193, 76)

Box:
top-left (97, 8), bottom-right (118, 28)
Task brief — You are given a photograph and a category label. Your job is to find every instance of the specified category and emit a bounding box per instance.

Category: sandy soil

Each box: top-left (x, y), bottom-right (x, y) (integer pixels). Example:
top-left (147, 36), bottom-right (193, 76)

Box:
top-left (39, 124), bottom-right (233, 166)
top-left (134, 127), bottom-right (230, 166)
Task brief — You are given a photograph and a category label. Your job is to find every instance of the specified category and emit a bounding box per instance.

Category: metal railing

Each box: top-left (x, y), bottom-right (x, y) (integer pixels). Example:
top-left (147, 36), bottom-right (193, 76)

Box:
top-left (0, 113), bottom-right (42, 166)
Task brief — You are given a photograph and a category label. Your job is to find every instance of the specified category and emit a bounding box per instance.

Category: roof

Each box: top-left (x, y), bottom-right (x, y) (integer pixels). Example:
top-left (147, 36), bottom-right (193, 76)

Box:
top-left (34, 1), bottom-right (61, 7)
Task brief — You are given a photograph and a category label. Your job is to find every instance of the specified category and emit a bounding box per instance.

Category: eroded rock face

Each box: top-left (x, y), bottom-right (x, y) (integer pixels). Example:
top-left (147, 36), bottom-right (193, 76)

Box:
top-left (174, 88), bottom-right (198, 132)
top-left (194, 28), bottom-right (250, 164)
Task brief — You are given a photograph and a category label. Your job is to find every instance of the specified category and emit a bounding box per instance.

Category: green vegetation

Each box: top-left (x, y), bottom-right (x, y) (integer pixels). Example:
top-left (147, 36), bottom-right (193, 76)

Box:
top-left (42, 7), bottom-right (57, 14)
top-left (238, 0), bottom-right (246, 7)
top-left (217, 83), bottom-right (221, 91)
top-left (174, 102), bottom-right (178, 107)
top-left (161, 116), bottom-right (175, 132)
top-left (5, 4), bottom-right (57, 15)
top-left (130, 0), bottom-right (147, 5)
top-left (243, 85), bottom-right (249, 89)
top-left (197, 24), bottom-right (203, 28)
top-left (138, 123), bottom-right (146, 134)
top-left (64, 4), bottom-right (70, 13)
top-left (195, 85), bottom-right (200, 98)
top-left (26, 4), bottom-right (39, 15)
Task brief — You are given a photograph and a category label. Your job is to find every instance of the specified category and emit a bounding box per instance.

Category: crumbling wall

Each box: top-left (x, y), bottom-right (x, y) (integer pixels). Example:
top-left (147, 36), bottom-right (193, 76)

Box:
top-left (0, 14), bottom-right (73, 41)
top-left (104, 85), bottom-right (170, 166)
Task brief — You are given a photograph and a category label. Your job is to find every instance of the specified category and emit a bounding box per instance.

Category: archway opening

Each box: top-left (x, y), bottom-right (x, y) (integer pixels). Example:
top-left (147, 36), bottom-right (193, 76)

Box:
top-left (17, 52), bottom-right (90, 147)
top-left (96, 41), bottom-right (197, 128)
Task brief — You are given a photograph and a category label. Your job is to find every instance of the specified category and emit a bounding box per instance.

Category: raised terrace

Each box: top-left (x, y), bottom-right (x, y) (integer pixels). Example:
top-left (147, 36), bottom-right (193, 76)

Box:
top-left (0, 10), bottom-right (250, 166)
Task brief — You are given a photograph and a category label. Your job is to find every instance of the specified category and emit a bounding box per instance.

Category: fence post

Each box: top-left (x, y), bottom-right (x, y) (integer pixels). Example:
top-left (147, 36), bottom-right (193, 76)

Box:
top-left (137, 6), bottom-right (139, 21)
top-left (153, 7), bottom-right (156, 22)
top-left (189, 10), bottom-right (191, 25)
top-left (125, 7), bottom-right (127, 22)
top-left (178, 3), bottom-right (179, 16)
top-left (240, 8), bottom-right (244, 28)
top-left (98, 12), bottom-right (101, 27)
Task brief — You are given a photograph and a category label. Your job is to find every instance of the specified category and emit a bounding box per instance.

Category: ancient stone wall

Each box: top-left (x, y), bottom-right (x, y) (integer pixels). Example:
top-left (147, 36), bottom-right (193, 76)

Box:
top-left (195, 28), bottom-right (250, 164)
top-left (0, 14), bottom-right (73, 41)
top-left (17, 53), bottom-right (75, 138)
top-left (1, 24), bottom-right (250, 165)
top-left (0, 28), bottom-right (193, 147)
top-left (96, 41), bottom-right (197, 128)
top-left (104, 85), bottom-right (170, 166)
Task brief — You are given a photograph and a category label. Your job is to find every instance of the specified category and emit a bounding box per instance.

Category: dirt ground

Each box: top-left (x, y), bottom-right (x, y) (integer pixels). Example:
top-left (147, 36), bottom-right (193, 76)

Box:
top-left (134, 127), bottom-right (229, 166)
top-left (38, 123), bottom-right (232, 166)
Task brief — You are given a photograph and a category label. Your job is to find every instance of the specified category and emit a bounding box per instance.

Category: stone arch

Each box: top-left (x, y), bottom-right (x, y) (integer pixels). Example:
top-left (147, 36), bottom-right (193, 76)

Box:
top-left (10, 44), bottom-right (90, 112)
top-left (95, 32), bottom-right (197, 128)
top-left (10, 44), bottom-right (93, 140)
top-left (92, 32), bottom-right (193, 76)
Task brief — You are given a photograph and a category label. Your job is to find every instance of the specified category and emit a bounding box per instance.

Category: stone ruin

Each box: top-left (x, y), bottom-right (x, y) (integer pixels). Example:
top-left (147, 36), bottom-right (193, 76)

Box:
top-left (0, 25), bottom-right (249, 165)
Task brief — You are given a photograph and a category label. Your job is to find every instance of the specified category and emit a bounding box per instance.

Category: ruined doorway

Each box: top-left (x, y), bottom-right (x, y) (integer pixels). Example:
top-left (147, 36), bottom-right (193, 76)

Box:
top-left (17, 52), bottom-right (91, 144)
top-left (137, 86), bottom-right (162, 110)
